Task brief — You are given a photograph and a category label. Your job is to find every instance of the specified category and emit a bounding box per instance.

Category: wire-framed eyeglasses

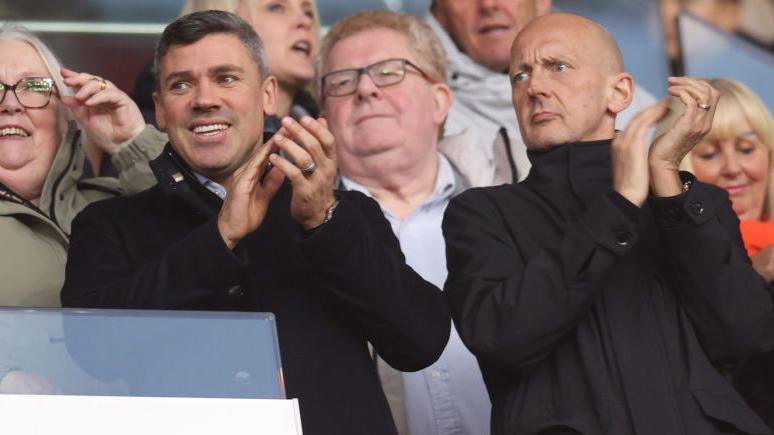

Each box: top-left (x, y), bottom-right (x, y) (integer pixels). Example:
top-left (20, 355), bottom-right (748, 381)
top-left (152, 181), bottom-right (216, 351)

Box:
top-left (0, 77), bottom-right (57, 109)
top-left (321, 58), bottom-right (432, 98)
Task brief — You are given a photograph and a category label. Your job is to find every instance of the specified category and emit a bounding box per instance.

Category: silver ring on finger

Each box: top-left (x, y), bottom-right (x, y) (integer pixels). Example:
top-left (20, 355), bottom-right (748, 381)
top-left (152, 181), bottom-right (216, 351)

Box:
top-left (300, 162), bottom-right (317, 177)
top-left (697, 103), bottom-right (711, 110)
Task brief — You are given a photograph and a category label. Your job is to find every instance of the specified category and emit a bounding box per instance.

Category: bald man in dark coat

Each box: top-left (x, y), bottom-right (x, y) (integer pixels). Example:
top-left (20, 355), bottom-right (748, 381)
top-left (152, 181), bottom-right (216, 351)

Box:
top-left (443, 13), bottom-right (774, 435)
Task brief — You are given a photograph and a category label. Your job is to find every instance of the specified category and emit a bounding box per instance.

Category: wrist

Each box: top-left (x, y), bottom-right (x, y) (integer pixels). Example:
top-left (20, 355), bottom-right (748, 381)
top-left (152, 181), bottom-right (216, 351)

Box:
top-left (649, 166), bottom-right (683, 197)
top-left (302, 196), bottom-right (340, 231)
top-left (110, 123), bottom-right (147, 155)
top-left (217, 219), bottom-right (239, 251)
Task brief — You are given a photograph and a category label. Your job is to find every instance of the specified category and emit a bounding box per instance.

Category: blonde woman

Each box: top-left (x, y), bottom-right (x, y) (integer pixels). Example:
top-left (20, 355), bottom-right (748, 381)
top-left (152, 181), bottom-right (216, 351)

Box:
top-left (677, 78), bottom-right (774, 281)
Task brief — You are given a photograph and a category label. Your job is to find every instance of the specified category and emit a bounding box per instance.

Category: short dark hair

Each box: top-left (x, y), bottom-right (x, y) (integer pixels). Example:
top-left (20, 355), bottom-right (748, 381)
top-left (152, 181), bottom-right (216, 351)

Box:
top-left (153, 10), bottom-right (269, 89)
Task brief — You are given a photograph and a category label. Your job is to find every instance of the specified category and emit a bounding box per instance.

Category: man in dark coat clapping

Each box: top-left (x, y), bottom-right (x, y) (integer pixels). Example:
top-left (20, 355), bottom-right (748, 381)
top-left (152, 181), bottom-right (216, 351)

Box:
top-left (61, 11), bottom-right (450, 435)
top-left (443, 13), bottom-right (774, 435)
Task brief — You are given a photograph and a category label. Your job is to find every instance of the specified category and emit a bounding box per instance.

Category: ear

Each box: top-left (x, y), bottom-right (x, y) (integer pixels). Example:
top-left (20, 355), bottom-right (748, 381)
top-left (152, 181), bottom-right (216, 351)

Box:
top-left (261, 75), bottom-right (278, 117)
top-left (152, 91), bottom-right (166, 130)
top-left (537, 0), bottom-right (552, 16)
top-left (430, 82), bottom-right (454, 127)
top-left (607, 72), bottom-right (634, 115)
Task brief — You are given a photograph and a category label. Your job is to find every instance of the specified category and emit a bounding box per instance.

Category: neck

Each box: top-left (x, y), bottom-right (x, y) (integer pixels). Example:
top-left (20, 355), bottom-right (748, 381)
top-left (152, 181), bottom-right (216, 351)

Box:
top-left (275, 83), bottom-right (296, 119)
top-left (344, 151), bottom-right (439, 221)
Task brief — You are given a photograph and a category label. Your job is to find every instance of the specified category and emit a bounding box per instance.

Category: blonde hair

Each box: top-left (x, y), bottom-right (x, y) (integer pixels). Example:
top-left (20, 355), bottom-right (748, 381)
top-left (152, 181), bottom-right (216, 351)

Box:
top-left (180, 0), bottom-right (240, 15)
top-left (315, 10), bottom-right (448, 101)
top-left (0, 24), bottom-right (72, 136)
top-left (668, 78), bottom-right (774, 220)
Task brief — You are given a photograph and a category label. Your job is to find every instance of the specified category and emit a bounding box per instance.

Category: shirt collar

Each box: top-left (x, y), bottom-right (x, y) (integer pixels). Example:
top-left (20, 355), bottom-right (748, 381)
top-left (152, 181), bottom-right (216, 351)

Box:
top-left (341, 153), bottom-right (456, 208)
top-left (192, 172), bottom-right (228, 200)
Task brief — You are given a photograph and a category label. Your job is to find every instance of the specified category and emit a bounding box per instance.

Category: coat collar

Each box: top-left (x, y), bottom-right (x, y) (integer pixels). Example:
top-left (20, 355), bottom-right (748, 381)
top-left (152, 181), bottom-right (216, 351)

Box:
top-left (524, 139), bottom-right (614, 205)
top-left (149, 143), bottom-right (224, 217)
top-left (525, 139), bottom-right (613, 186)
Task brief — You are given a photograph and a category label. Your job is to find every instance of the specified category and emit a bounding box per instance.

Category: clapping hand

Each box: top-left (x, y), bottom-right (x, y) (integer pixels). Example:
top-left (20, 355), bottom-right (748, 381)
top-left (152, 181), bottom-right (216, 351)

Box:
top-left (268, 116), bottom-right (338, 230)
top-left (648, 77), bottom-right (719, 196)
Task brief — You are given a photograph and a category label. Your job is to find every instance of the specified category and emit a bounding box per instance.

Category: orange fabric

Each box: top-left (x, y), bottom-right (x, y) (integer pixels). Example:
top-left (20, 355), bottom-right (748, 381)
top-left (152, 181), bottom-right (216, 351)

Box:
top-left (740, 220), bottom-right (774, 256)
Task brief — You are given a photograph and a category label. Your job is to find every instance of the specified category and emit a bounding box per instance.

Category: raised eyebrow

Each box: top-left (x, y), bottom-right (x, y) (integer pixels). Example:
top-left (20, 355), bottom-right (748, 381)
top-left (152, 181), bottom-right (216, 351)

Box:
top-left (543, 56), bottom-right (575, 66)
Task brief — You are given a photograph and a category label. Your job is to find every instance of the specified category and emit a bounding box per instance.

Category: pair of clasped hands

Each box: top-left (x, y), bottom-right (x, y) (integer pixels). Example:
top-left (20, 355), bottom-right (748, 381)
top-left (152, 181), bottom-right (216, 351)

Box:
top-left (217, 115), bottom-right (338, 251)
top-left (58, 70), bottom-right (337, 251)
top-left (612, 77), bottom-right (720, 205)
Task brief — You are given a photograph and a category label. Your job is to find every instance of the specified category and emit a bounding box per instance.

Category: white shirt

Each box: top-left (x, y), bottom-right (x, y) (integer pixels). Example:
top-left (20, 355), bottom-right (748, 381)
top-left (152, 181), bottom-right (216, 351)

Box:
top-left (341, 154), bottom-right (491, 435)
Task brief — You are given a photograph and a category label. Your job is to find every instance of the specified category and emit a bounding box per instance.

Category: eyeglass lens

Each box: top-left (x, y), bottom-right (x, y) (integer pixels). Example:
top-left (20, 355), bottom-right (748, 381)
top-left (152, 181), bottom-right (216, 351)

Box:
top-left (0, 78), bottom-right (55, 109)
top-left (324, 59), bottom-right (407, 97)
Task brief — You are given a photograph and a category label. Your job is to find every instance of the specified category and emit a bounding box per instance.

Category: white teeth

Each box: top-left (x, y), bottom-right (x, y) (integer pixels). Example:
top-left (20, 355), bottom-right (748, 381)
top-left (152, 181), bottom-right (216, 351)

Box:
top-left (0, 127), bottom-right (29, 137)
top-left (292, 41), bottom-right (310, 54)
top-left (192, 123), bottom-right (228, 134)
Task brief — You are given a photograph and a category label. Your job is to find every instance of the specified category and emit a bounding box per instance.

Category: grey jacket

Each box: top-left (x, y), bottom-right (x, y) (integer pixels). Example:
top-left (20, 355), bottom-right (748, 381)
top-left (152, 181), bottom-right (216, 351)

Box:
top-left (0, 122), bottom-right (165, 309)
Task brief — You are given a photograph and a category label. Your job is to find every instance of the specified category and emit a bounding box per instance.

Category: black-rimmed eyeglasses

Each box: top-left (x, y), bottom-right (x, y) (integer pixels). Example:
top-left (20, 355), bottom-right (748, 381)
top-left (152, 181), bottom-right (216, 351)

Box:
top-left (0, 77), bottom-right (57, 109)
top-left (321, 58), bottom-right (432, 98)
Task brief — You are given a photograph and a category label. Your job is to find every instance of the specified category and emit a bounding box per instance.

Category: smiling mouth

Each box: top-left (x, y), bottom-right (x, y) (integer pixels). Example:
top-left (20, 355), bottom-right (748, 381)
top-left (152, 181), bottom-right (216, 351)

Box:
top-left (0, 127), bottom-right (30, 138)
top-left (190, 123), bottom-right (230, 137)
top-left (724, 185), bottom-right (747, 196)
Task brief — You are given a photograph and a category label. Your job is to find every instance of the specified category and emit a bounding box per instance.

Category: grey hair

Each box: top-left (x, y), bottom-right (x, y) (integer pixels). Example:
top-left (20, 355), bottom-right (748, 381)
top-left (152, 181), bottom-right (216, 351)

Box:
top-left (0, 23), bottom-right (72, 134)
top-left (154, 10), bottom-right (269, 89)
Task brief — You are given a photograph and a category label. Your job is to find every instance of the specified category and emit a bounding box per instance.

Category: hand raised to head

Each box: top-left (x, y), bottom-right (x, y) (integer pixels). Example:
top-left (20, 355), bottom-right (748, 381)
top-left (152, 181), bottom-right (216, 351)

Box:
top-left (268, 116), bottom-right (338, 230)
top-left (60, 68), bottom-right (145, 155)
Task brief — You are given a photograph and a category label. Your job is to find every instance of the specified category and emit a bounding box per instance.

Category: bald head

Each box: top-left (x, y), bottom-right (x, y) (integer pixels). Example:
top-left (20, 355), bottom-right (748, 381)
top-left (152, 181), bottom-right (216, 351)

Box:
top-left (514, 14), bottom-right (624, 75)
top-left (508, 13), bottom-right (634, 150)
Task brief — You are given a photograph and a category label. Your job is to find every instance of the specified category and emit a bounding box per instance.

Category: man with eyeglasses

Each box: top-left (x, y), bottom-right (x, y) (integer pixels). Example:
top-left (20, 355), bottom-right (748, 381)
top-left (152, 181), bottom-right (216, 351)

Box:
top-left (317, 11), bottom-right (490, 435)
top-left (61, 11), bottom-right (450, 435)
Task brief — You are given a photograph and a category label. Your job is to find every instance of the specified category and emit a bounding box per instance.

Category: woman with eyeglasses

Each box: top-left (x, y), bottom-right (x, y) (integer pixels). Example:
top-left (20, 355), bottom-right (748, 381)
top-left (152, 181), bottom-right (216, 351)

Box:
top-left (0, 24), bottom-right (163, 308)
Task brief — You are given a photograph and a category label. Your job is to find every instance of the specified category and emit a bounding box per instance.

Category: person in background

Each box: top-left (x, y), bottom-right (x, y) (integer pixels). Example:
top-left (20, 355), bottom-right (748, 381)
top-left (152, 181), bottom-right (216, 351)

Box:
top-left (0, 23), bottom-right (163, 394)
top-left (317, 10), bottom-right (489, 435)
top-left (0, 24), bottom-right (163, 308)
top-left (675, 78), bottom-right (774, 280)
top-left (669, 77), bottom-right (774, 428)
top-left (660, 0), bottom-right (774, 73)
top-left (62, 11), bottom-right (450, 435)
top-left (443, 13), bottom-right (773, 435)
top-left (132, 0), bottom-right (320, 127)
top-left (426, 0), bottom-right (656, 186)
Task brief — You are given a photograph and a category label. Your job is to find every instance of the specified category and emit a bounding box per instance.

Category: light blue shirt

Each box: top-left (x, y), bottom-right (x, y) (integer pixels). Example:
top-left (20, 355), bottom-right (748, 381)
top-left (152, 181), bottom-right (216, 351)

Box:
top-left (341, 154), bottom-right (491, 435)
top-left (193, 172), bottom-right (228, 200)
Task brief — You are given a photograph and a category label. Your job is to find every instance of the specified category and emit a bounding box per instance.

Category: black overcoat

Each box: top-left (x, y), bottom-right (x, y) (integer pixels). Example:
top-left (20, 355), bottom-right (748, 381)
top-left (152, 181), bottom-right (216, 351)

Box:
top-left (443, 140), bottom-right (774, 435)
top-left (61, 145), bottom-right (451, 435)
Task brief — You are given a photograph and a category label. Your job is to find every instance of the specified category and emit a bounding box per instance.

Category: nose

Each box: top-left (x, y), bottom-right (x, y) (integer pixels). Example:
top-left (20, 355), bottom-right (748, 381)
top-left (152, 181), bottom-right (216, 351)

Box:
top-left (0, 87), bottom-right (23, 114)
top-left (479, 0), bottom-right (499, 11)
top-left (720, 149), bottom-right (743, 178)
top-left (293, 6), bottom-right (314, 29)
top-left (354, 72), bottom-right (381, 101)
top-left (192, 81), bottom-right (220, 112)
top-left (526, 71), bottom-right (549, 99)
